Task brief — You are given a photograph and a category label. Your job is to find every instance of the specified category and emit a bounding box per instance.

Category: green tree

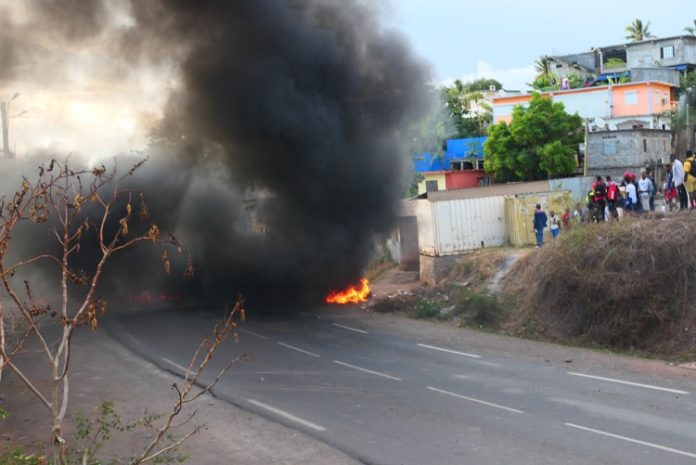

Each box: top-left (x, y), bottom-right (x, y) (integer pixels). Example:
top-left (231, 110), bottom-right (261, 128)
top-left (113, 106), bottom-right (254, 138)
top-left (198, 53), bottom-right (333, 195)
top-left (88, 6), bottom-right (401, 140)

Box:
top-left (534, 55), bottom-right (552, 78)
top-left (441, 79), bottom-right (500, 138)
top-left (625, 19), bottom-right (653, 41)
top-left (685, 19), bottom-right (696, 35)
top-left (531, 56), bottom-right (558, 91)
top-left (483, 93), bottom-right (583, 181)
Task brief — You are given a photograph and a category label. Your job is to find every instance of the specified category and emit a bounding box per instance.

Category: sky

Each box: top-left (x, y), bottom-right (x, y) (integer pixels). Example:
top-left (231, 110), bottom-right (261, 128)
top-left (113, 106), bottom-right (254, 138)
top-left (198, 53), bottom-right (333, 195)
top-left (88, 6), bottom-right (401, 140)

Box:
top-left (388, 0), bottom-right (695, 89)
top-left (0, 0), bottom-right (694, 157)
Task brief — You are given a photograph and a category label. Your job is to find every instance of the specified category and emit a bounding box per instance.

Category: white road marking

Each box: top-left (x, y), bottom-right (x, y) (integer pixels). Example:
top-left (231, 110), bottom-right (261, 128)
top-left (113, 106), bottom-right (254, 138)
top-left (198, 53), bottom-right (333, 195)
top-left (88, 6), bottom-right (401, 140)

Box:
top-left (567, 372), bottom-right (689, 394)
top-left (333, 360), bottom-right (402, 381)
top-left (247, 399), bottom-right (326, 432)
top-left (426, 386), bottom-right (524, 414)
top-left (278, 342), bottom-right (320, 358)
top-left (417, 343), bottom-right (482, 359)
top-left (331, 323), bottom-right (368, 334)
top-left (565, 423), bottom-right (696, 459)
top-left (124, 332), bottom-right (141, 346)
top-left (161, 357), bottom-right (189, 374)
top-left (239, 329), bottom-right (268, 340)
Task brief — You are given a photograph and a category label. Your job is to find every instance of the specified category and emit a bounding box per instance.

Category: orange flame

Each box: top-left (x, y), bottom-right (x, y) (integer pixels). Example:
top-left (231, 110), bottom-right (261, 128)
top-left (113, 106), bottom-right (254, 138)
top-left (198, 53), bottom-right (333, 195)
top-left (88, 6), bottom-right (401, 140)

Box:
top-left (325, 278), bottom-right (370, 304)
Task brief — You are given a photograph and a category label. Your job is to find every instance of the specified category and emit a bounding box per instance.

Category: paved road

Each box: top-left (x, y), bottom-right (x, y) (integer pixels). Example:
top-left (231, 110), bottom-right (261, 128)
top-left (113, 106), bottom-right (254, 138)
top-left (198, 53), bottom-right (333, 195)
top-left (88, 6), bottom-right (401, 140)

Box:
top-left (107, 305), bottom-right (696, 465)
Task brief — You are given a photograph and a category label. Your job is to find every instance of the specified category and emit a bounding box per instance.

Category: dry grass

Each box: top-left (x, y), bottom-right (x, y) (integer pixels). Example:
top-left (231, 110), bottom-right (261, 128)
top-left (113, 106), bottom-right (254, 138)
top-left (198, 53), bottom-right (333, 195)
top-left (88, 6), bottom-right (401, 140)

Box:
top-left (502, 213), bottom-right (696, 358)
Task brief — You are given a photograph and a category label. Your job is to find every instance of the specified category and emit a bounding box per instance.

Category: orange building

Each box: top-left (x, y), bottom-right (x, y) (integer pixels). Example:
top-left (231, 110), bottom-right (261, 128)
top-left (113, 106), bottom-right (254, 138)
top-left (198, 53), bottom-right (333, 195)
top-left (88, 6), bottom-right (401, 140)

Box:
top-left (492, 81), bottom-right (677, 130)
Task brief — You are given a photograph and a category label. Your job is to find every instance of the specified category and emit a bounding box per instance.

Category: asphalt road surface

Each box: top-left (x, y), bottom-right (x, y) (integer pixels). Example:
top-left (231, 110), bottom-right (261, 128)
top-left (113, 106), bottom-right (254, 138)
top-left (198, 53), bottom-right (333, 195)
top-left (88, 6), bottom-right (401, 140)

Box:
top-left (107, 304), bottom-right (696, 465)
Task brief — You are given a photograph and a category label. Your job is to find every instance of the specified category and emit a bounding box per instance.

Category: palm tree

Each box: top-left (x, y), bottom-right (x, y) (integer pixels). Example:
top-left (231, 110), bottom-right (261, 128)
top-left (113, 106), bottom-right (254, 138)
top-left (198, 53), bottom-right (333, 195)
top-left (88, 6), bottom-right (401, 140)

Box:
top-left (685, 20), bottom-right (696, 35)
top-left (625, 19), bottom-right (654, 42)
top-left (534, 55), bottom-right (552, 77)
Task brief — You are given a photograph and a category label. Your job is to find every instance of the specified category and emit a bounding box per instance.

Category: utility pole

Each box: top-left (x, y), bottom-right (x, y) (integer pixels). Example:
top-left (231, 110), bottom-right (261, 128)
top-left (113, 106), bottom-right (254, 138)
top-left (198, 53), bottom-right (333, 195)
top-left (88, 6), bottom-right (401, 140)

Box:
top-left (1, 101), bottom-right (9, 159)
top-left (1, 93), bottom-right (20, 159)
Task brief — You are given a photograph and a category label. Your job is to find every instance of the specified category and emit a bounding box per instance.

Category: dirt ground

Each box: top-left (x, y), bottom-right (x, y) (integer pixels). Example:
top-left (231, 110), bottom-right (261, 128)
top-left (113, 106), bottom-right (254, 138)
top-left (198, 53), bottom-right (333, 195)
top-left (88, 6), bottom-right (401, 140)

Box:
top-left (0, 329), bottom-right (361, 465)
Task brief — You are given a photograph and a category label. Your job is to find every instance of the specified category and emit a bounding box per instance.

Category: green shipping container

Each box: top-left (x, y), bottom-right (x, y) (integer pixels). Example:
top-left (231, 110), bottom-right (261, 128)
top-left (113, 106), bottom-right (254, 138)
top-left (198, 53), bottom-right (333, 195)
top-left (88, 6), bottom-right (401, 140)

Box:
top-left (505, 191), bottom-right (573, 247)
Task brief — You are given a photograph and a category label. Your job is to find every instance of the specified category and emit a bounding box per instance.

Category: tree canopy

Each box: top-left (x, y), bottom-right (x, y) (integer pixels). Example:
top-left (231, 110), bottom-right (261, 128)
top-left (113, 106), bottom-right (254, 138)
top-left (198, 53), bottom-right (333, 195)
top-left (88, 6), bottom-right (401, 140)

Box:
top-left (625, 19), bottom-right (653, 42)
top-left (685, 19), bottom-right (696, 35)
top-left (483, 93), bottom-right (583, 182)
top-left (440, 78), bottom-right (502, 138)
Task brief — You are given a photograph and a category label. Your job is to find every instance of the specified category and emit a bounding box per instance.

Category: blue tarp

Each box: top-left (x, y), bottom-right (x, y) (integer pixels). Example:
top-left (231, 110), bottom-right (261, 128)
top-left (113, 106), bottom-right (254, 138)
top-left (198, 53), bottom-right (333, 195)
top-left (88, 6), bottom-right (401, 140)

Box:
top-left (413, 137), bottom-right (487, 173)
top-left (595, 70), bottom-right (631, 81)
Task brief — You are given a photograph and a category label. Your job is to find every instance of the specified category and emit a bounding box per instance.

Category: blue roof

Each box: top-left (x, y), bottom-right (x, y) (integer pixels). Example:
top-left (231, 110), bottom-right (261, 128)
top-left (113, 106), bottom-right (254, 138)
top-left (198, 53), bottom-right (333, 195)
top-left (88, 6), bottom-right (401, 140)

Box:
top-left (413, 137), bottom-right (487, 173)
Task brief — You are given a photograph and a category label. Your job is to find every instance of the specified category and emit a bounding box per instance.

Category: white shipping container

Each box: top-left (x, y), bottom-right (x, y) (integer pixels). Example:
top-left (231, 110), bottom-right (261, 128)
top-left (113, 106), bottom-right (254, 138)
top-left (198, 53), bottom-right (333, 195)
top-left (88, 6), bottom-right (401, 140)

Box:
top-left (417, 196), bottom-right (507, 256)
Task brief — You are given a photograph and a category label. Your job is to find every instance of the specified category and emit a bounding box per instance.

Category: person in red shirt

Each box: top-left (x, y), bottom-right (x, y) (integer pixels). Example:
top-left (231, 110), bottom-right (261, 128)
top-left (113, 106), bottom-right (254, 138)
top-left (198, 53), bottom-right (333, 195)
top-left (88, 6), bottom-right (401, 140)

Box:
top-left (591, 175), bottom-right (607, 222)
top-left (561, 207), bottom-right (571, 229)
top-left (605, 175), bottom-right (619, 220)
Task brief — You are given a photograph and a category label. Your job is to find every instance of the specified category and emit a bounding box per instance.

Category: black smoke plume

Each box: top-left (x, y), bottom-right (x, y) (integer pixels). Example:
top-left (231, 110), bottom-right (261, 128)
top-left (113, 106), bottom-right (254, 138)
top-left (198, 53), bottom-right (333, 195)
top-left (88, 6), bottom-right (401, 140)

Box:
top-left (0, 1), bottom-right (429, 306)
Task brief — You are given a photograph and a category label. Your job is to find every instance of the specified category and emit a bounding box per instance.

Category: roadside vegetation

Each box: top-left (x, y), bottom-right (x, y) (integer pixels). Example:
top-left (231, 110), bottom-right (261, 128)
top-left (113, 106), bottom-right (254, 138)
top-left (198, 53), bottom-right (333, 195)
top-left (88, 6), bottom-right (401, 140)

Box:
top-left (370, 214), bottom-right (696, 361)
top-left (369, 248), bottom-right (509, 331)
top-left (502, 214), bottom-right (696, 360)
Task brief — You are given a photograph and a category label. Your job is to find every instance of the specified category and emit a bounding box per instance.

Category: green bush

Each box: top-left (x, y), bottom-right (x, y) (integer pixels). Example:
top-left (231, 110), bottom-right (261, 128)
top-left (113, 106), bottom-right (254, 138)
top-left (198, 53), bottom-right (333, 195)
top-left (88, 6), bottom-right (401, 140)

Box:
top-left (410, 297), bottom-right (442, 319)
top-left (0, 448), bottom-right (47, 465)
top-left (451, 290), bottom-right (502, 328)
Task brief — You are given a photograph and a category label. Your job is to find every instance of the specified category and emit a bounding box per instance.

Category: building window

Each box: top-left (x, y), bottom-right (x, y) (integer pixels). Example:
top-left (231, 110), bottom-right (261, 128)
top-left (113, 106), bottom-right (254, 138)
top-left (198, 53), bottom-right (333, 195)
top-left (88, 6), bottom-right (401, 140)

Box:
top-left (643, 139), bottom-right (647, 152)
top-left (425, 180), bottom-right (439, 192)
top-left (603, 140), bottom-right (617, 154)
top-left (661, 45), bottom-right (675, 59)
top-left (624, 90), bottom-right (638, 105)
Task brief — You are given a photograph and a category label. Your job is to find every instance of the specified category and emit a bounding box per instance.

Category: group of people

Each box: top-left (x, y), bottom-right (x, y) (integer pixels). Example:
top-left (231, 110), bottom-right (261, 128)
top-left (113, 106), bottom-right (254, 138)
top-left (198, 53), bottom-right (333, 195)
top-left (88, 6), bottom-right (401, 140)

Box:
top-left (586, 150), bottom-right (696, 221)
top-left (533, 204), bottom-right (571, 247)
top-left (532, 149), bottom-right (696, 247)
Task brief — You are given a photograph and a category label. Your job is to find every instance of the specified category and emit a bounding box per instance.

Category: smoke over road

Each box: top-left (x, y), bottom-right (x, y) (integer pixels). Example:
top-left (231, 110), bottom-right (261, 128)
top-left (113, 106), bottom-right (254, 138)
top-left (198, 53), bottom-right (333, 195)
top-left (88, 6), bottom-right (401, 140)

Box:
top-left (0, 1), bottom-right (429, 305)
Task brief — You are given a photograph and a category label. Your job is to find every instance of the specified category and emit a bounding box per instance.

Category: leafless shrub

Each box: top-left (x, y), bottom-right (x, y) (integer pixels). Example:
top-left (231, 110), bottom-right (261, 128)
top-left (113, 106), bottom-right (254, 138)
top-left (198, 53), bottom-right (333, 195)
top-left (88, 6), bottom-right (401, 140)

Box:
top-left (0, 159), bottom-right (200, 464)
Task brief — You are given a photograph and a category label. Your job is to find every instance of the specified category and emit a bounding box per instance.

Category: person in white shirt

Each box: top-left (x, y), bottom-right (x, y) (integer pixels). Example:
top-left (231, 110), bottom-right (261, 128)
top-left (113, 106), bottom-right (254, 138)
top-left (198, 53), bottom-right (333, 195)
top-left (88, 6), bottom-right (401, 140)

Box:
top-left (637, 169), bottom-right (653, 213)
top-left (670, 153), bottom-right (689, 210)
top-left (624, 175), bottom-right (638, 211)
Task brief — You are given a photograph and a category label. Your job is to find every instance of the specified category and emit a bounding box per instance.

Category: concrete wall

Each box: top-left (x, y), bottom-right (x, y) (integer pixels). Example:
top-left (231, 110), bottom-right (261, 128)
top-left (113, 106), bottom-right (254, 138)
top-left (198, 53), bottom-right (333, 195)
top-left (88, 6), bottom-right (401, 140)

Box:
top-left (631, 68), bottom-right (680, 87)
top-left (551, 52), bottom-right (596, 74)
top-left (586, 129), bottom-right (671, 175)
top-left (627, 37), bottom-right (696, 69)
top-left (420, 255), bottom-right (459, 285)
top-left (547, 176), bottom-right (594, 203)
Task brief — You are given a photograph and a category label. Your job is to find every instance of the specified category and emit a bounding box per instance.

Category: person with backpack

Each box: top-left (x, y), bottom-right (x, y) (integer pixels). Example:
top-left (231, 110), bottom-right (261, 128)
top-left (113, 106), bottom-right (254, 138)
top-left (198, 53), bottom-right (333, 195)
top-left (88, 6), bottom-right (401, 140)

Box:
top-left (549, 210), bottom-right (560, 238)
top-left (533, 203), bottom-right (548, 247)
top-left (605, 175), bottom-right (619, 220)
top-left (684, 150), bottom-right (696, 209)
top-left (591, 176), bottom-right (607, 222)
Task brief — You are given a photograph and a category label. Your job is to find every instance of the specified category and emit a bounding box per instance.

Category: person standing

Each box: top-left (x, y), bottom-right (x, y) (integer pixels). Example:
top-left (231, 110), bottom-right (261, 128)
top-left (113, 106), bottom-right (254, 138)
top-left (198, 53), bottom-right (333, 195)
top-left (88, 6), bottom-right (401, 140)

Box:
top-left (533, 203), bottom-right (548, 248)
top-left (549, 210), bottom-right (560, 238)
top-left (646, 167), bottom-right (657, 211)
top-left (684, 150), bottom-right (696, 209)
top-left (663, 163), bottom-right (678, 212)
top-left (638, 169), bottom-right (653, 213)
top-left (624, 174), bottom-right (637, 212)
top-left (561, 207), bottom-right (571, 229)
top-left (605, 175), bottom-right (619, 220)
top-left (670, 153), bottom-right (689, 210)
top-left (591, 176), bottom-right (607, 222)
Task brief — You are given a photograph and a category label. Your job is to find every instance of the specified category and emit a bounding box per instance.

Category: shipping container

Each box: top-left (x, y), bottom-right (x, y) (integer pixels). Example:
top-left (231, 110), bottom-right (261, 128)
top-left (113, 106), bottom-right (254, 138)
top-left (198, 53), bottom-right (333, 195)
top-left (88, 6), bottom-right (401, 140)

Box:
top-left (417, 196), bottom-right (507, 256)
top-left (505, 191), bottom-right (573, 247)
